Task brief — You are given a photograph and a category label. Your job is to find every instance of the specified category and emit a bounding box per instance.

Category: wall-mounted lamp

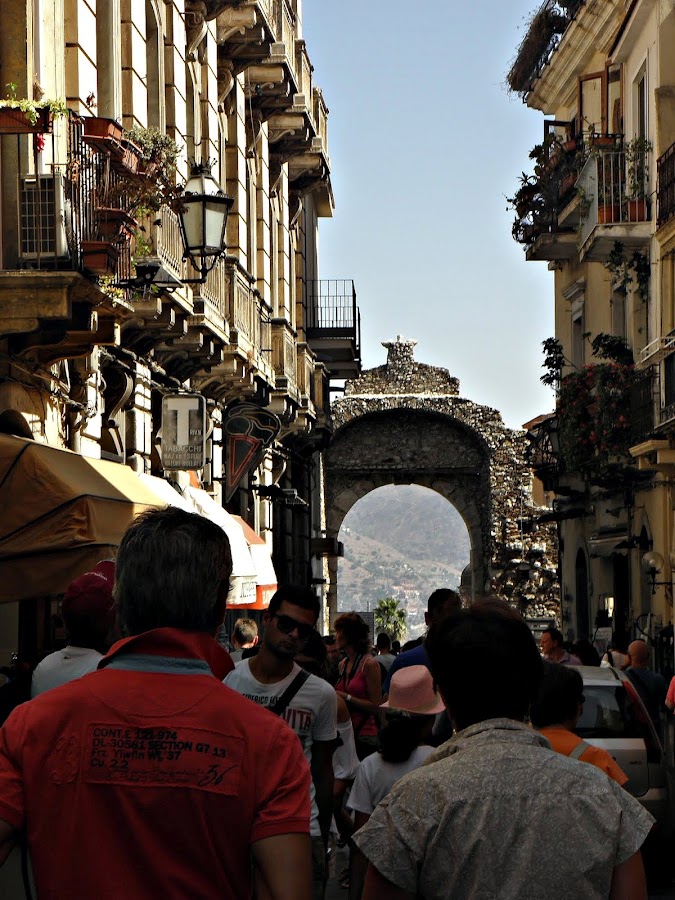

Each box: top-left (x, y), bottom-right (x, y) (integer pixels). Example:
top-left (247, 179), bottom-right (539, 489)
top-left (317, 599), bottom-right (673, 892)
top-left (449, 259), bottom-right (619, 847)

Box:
top-left (177, 162), bottom-right (234, 284)
top-left (641, 551), bottom-right (670, 594)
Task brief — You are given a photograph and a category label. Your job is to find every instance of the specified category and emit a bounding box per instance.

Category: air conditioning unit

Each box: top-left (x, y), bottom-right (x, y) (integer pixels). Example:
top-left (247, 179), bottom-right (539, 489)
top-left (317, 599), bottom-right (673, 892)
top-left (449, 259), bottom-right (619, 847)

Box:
top-left (19, 173), bottom-right (69, 261)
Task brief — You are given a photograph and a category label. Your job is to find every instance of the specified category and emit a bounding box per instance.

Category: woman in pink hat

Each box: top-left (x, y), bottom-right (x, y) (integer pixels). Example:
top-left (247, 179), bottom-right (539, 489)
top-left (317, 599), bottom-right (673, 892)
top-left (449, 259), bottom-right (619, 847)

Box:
top-left (345, 665), bottom-right (445, 898)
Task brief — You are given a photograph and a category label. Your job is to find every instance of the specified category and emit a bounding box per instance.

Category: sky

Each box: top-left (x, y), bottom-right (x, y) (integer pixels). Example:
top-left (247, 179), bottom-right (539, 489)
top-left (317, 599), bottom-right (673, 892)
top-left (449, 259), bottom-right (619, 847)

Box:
top-left (302, 0), bottom-right (556, 430)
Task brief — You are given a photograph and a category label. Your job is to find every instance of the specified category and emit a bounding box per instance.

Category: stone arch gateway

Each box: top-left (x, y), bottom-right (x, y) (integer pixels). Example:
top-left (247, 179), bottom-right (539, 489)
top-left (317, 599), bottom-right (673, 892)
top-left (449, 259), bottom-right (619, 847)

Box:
top-left (324, 338), bottom-right (559, 621)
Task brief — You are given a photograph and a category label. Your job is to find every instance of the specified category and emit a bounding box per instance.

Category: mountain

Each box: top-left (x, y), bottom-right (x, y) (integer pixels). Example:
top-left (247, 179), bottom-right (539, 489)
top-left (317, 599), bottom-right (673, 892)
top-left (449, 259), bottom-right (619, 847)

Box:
top-left (337, 484), bottom-right (471, 637)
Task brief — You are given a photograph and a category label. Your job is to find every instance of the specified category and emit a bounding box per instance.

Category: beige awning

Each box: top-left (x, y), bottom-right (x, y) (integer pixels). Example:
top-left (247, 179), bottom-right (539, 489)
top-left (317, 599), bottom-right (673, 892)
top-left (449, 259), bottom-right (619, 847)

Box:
top-left (0, 435), bottom-right (164, 603)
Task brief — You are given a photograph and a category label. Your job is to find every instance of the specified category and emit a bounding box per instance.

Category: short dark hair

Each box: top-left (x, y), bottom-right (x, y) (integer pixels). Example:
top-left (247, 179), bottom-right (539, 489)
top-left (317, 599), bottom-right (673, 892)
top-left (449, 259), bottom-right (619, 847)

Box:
top-left (427, 588), bottom-right (462, 618)
top-left (542, 627), bottom-right (564, 647)
top-left (376, 632), bottom-right (391, 650)
top-left (426, 600), bottom-right (543, 730)
top-left (323, 634), bottom-right (336, 646)
top-left (115, 507), bottom-right (232, 636)
top-left (530, 662), bottom-right (583, 728)
top-left (334, 612), bottom-right (370, 655)
top-left (233, 618), bottom-right (258, 645)
top-left (267, 585), bottom-right (320, 622)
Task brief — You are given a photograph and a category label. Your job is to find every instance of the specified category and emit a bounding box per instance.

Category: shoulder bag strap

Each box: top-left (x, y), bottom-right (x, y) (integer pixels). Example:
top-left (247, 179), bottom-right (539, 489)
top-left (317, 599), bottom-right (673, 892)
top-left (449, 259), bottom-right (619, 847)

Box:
top-left (569, 740), bottom-right (591, 761)
top-left (269, 669), bottom-right (310, 718)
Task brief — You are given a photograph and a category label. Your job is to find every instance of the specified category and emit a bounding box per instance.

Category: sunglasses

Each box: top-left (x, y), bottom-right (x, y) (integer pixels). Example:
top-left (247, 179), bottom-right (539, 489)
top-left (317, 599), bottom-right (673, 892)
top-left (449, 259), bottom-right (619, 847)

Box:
top-left (273, 613), bottom-right (315, 642)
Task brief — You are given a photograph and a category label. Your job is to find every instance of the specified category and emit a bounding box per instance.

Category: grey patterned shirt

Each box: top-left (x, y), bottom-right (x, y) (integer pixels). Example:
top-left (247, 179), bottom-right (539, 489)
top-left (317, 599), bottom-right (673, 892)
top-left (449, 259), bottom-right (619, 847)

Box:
top-left (353, 718), bottom-right (654, 899)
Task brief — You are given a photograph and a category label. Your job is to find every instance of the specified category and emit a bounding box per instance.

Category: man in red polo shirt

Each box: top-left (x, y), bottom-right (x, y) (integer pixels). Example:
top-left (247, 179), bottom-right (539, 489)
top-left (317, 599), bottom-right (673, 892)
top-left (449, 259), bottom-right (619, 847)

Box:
top-left (0, 507), bottom-right (312, 900)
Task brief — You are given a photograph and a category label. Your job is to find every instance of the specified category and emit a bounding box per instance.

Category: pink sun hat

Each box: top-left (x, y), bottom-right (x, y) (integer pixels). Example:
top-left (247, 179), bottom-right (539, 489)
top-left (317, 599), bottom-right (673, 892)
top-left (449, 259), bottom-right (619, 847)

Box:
top-left (381, 665), bottom-right (445, 715)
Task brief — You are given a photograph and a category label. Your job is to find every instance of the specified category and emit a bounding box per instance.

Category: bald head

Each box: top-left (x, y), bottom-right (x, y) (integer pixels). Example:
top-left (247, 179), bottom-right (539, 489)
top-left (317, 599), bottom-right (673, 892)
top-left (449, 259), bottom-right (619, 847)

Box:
top-left (628, 640), bottom-right (650, 668)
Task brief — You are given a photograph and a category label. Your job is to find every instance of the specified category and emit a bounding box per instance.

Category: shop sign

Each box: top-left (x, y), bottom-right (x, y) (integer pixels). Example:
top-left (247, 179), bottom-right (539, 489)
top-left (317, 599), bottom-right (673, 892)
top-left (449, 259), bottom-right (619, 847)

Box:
top-left (161, 393), bottom-right (206, 470)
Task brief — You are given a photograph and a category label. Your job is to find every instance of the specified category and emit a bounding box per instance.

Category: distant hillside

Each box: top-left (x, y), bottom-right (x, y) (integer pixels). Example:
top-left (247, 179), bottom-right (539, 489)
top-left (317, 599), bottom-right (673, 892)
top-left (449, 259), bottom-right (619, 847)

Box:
top-left (337, 485), bottom-right (471, 637)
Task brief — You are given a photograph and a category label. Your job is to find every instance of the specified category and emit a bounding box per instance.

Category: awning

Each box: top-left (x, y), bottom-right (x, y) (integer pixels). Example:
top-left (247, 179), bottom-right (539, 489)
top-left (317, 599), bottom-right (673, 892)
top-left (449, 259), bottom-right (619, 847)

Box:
top-left (232, 515), bottom-right (277, 609)
top-left (0, 435), bottom-right (165, 603)
top-left (182, 485), bottom-right (257, 606)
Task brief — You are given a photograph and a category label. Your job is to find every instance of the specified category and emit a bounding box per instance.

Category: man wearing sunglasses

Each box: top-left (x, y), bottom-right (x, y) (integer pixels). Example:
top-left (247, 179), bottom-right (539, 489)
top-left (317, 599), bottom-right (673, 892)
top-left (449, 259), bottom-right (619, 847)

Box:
top-left (225, 586), bottom-right (337, 900)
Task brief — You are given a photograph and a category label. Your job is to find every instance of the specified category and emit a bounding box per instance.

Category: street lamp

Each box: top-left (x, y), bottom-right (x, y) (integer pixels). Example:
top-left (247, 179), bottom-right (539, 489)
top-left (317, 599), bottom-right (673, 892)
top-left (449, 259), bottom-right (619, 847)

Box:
top-left (177, 162), bottom-right (234, 284)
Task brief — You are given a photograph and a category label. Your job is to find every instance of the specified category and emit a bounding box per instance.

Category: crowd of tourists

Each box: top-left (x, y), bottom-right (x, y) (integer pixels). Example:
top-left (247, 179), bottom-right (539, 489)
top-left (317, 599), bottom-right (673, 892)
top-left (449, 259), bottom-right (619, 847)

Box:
top-left (0, 506), bottom-right (671, 898)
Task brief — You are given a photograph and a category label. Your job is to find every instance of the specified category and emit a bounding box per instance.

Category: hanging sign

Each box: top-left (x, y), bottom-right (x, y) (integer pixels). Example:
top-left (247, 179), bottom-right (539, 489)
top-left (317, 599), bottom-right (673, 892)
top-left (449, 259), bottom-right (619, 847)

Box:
top-left (223, 402), bottom-right (281, 501)
top-left (161, 393), bottom-right (206, 470)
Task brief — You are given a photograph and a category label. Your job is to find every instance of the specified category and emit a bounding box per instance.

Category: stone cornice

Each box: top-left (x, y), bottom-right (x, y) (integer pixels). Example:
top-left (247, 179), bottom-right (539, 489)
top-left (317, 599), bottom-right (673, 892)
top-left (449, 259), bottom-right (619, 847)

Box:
top-left (527, 0), bottom-right (626, 114)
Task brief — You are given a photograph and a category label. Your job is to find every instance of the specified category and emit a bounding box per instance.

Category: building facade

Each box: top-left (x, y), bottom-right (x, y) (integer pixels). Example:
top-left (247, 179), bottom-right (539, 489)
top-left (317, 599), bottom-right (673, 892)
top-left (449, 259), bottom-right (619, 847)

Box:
top-left (510, 0), bottom-right (675, 670)
top-left (0, 0), bottom-right (360, 660)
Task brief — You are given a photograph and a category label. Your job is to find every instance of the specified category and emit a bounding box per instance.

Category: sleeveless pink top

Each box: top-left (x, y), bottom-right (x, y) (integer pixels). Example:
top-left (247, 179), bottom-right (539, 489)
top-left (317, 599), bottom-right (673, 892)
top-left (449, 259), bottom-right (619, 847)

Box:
top-left (339, 659), bottom-right (378, 738)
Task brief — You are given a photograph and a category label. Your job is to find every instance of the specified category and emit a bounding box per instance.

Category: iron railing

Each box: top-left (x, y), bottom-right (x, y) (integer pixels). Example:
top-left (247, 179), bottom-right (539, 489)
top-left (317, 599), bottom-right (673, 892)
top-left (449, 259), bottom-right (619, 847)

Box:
top-left (657, 140), bottom-right (675, 228)
top-left (305, 279), bottom-right (358, 332)
top-left (7, 112), bottom-right (133, 280)
top-left (578, 147), bottom-right (651, 247)
top-left (629, 368), bottom-right (657, 445)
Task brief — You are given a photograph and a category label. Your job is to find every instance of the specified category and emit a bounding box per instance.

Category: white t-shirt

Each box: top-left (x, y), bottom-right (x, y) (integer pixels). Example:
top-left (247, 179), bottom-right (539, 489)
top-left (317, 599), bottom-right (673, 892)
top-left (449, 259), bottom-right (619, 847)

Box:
top-left (348, 744), bottom-right (435, 815)
top-left (333, 718), bottom-right (360, 782)
top-left (31, 646), bottom-right (103, 698)
top-left (224, 660), bottom-right (337, 835)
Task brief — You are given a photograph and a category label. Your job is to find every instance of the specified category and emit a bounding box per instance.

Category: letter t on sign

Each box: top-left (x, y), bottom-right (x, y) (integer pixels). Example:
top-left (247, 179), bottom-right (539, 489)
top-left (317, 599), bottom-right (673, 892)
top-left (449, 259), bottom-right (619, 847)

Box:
top-left (161, 393), bottom-right (206, 470)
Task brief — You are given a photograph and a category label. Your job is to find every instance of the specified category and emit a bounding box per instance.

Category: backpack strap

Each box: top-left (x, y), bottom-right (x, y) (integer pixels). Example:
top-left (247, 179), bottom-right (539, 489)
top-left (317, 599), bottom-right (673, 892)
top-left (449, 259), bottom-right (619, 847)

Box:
top-left (269, 669), bottom-right (310, 718)
top-left (569, 740), bottom-right (592, 761)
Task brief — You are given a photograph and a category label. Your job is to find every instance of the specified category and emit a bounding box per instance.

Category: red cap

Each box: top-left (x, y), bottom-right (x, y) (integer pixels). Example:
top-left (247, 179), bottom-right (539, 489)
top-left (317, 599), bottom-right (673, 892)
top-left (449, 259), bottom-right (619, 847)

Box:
top-left (62, 559), bottom-right (116, 624)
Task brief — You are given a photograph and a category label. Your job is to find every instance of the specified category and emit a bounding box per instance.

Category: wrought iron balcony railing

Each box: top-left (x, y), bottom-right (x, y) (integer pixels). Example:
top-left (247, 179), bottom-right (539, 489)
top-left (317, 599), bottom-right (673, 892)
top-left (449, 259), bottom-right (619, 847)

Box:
top-left (657, 140), bottom-right (675, 228)
top-left (304, 279), bottom-right (361, 379)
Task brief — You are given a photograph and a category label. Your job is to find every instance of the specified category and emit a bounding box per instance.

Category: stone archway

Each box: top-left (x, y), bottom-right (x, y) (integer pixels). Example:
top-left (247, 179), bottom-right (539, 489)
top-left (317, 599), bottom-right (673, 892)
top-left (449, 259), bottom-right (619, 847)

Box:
top-left (325, 338), bottom-right (559, 620)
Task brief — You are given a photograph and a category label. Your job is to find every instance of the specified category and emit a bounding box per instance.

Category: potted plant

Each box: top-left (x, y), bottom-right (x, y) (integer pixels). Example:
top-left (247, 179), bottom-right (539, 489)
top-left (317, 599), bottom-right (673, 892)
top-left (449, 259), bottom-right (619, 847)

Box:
top-left (81, 240), bottom-right (120, 275)
top-left (95, 207), bottom-right (138, 242)
top-left (81, 116), bottom-right (124, 150)
top-left (0, 83), bottom-right (66, 134)
top-left (625, 136), bottom-right (652, 221)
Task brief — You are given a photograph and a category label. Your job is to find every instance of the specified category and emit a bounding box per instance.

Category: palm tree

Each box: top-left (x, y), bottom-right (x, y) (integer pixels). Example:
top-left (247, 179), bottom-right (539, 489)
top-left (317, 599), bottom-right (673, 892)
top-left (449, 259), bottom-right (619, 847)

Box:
top-left (374, 597), bottom-right (406, 642)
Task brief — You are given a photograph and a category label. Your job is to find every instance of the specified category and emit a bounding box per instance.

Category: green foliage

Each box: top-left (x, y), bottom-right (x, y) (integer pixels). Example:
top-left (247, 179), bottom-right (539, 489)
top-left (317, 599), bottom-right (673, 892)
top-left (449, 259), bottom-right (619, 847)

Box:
top-left (541, 337), bottom-right (566, 388)
top-left (0, 83), bottom-right (67, 125)
top-left (374, 597), bottom-right (407, 642)
top-left (605, 241), bottom-right (650, 303)
top-left (590, 333), bottom-right (633, 365)
top-left (558, 362), bottom-right (635, 470)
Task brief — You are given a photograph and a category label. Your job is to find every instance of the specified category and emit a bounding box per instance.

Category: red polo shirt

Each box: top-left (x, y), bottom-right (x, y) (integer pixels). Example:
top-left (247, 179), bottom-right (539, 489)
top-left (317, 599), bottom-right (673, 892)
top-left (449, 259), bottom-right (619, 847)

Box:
top-left (0, 628), bottom-right (311, 899)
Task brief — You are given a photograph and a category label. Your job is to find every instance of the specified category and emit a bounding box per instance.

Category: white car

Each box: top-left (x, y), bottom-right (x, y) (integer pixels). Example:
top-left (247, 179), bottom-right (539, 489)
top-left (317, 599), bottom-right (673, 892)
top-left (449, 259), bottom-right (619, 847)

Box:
top-left (576, 665), bottom-right (669, 827)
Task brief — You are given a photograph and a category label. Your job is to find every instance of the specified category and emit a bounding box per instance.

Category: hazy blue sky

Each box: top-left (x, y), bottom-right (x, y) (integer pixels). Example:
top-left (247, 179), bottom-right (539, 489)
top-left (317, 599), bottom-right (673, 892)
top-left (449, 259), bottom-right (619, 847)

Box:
top-left (303, 0), bottom-right (555, 430)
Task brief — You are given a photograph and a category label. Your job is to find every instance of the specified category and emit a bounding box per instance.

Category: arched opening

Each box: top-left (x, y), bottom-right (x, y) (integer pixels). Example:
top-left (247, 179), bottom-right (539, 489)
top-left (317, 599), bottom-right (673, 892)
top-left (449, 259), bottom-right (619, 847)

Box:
top-left (575, 548), bottom-right (590, 639)
top-left (337, 484), bottom-right (470, 639)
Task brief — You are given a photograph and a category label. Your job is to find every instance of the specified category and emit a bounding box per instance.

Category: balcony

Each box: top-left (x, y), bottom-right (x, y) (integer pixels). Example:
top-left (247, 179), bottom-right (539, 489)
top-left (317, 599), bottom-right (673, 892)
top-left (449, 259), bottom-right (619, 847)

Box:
top-left (507, 0), bottom-right (583, 98)
top-left (577, 146), bottom-right (653, 262)
top-left (657, 140), bottom-right (675, 230)
top-left (0, 115), bottom-right (138, 361)
top-left (305, 280), bottom-right (361, 380)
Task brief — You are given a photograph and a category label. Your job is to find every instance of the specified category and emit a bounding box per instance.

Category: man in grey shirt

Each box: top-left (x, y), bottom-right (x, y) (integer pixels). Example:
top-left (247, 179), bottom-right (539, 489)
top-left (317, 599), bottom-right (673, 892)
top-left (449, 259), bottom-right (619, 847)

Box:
top-left (354, 600), bottom-right (653, 900)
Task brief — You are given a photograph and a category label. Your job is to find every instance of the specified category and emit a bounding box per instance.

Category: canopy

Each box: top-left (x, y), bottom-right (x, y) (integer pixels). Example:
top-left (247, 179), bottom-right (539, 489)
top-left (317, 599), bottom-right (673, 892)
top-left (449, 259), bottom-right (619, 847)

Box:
top-left (231, 515), bottom-right (277, 609)
top-left (0, 435), bottom-right (165, 603)
top-left (182, 485), bottom-right (257, 606)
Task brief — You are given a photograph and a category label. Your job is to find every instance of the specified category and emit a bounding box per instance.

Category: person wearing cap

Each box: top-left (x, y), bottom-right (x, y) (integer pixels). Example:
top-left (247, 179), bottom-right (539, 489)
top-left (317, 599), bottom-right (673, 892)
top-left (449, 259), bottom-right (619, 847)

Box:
top-left (346, 666), bottom-right (443, 899)
top-left (31, 560), bottom-right (117, 697)
top-left (0, 507), bottom-right (312, 900)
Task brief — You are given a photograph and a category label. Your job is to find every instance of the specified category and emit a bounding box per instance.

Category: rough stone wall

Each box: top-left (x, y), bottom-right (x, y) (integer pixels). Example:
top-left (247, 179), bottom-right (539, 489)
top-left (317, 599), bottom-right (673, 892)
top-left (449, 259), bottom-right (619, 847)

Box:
top-left (330, 338), bottom-right (559, 622)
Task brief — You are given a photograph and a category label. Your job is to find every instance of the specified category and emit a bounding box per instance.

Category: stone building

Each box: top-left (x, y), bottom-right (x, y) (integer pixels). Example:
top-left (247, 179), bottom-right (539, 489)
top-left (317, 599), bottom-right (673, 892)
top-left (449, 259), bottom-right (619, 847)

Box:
top-left (0, 1), bottom-right (360, 660)
top-left (326, 337), bottom-right (559, 626)
top-left (509, 0), bottom-right (675, 667)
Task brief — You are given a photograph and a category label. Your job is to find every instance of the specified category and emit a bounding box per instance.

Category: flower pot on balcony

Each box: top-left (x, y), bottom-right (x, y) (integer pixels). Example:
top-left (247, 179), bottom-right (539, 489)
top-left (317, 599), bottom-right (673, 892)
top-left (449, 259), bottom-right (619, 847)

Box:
top-left (589, 135), bottom-right (616, 149)
top-left (0, 107), bottom-right (53, 134)
top-left (95, 208), bottom-right (137, 242)
top-left (81, 240), bottom-right (119, 275)
top-left (110, 140), bottom-right (140, 176)
top-left (597, 204), bottom-right (620, 225)
top-left (81, 117), bottom-right (124, 154)
top-left (627, 199), bottom-right (648, 222)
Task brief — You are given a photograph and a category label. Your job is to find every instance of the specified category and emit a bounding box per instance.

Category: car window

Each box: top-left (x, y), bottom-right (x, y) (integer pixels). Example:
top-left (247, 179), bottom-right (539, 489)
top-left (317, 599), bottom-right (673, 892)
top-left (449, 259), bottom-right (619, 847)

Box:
top-left (576, 685), bottom-right (644, 739)
top-left (576, 683), bottom-right (661, 762)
